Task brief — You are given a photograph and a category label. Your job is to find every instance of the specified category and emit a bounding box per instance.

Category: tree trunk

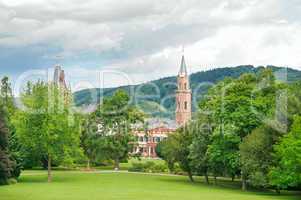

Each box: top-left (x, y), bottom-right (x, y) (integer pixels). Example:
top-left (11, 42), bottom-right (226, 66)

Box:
top-left (47, 155), bottom-right (52, 183)
top-left (242, 174), bottom-right (247, 191)
top-left (204, 172), bottom-right (209, 184)
top-left (214, 176), bottom-right (217, 185)
top-left (188, 171), bottom-right (194, 182)
top-left (114, 158), bottom-right (120, 171)
top-left (231, 175), bottom-right (235, 182)
top-left (87, 159), bottom-right (90, 170)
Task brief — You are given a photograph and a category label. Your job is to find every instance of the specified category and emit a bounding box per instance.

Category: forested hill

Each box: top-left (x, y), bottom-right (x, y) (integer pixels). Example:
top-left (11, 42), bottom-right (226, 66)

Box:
top-left (74, 65), bottom-right (301, 118)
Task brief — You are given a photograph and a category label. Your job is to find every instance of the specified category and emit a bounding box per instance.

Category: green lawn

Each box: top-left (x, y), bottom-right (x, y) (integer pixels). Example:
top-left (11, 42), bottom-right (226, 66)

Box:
top-left (0, 171), bottom-right (299, 200)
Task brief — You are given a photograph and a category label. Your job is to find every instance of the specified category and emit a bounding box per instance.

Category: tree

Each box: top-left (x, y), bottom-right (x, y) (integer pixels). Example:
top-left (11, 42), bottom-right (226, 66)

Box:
top-left (13, 82), bottom-right (82, 182)
top-left (207, 125), bottom-right (241, 184)
top-left (0, 103), bottom-right (13, 184)
top-left (80, 113), bottom-right (105, 169)
top-left (240, 125), bottom-right (282, 189)
top-left (196, 69), bottom-right (279, 190)
top-left (189, 115), bottom-right (212, 184)
top-left (269, 115), bottom-right (301, 191)
top-left (0, 76), bottom-right (22, 179)
top-left (156, 137), bottom-right (177, 173)
top-left (95, 90), bottom-right (144, 170)
top-left (172, 125), bottom-right (195, 182)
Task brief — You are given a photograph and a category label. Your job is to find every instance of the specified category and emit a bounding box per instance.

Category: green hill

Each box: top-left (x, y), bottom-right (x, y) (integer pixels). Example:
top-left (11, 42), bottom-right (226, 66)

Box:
top-left (74, 65), bottom-right (301, 118)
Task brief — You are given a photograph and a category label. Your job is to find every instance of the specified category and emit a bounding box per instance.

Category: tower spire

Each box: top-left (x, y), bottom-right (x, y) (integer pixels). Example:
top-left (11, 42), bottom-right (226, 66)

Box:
top-left (175, 50), bottom-right (191, 127)
top-left (179, 47), bottom-right (187, 75)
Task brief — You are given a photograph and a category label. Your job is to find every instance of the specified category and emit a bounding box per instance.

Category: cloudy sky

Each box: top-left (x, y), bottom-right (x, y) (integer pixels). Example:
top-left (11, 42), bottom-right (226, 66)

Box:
top-left (0, 0), bottom-right (301, 90)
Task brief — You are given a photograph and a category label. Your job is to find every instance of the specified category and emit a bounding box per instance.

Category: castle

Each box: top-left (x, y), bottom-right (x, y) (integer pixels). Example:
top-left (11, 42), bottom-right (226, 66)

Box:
top-left (53, 65), bottom-right (67, 89)
top-left (53, 65), bottom-right (71, 105)
top-left (133, 53), bottom-right (192, 157)
top-left (54, 54), bottom-right (192, 158)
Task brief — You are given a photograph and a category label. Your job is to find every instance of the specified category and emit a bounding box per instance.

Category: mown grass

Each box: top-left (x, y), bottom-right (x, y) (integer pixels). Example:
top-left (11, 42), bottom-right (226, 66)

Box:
top-left (0, 171), bottom-right (299, 200)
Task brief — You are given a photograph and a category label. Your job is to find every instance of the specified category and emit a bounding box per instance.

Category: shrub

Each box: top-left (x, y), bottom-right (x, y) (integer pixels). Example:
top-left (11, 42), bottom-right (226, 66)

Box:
top-left (7, 178), bottom-right (17, 185)
top-left (128, 161), bottom-right (168, 173)
top-left (128, 162), bottom-right (144, 172)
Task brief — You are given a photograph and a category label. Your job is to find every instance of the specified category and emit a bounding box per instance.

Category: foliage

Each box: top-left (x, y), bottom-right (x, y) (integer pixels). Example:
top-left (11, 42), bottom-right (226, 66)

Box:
top-left (155, 138), bottom-right (177, 172)
top-left (207, 125), bottom-right (241, 181)
top-left (93, 90), bottom-right (144, 169)
top-left (0, 77), bottom-right (22, 179)
top-left (128, 161), bottom-right (168, 173)
top-left (159, 124), bottom-right (195, 181)
top-left (12, 81), bottom-right (82, 182)
top-left (0, 104), bottom-right (14, 184)
top-left (188, 116), bottom-right (212, 183)
top-left (269, 115), bottom-right (301, 190)
top-left (240, 125), bottom-right (282, 188)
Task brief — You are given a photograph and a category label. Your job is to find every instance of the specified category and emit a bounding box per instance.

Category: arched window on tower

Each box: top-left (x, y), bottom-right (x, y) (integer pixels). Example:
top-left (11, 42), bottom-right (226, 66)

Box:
top-left (184, 83), bottom-right (187, 90)
top-left (184, 101), bottom-right (188, 110)
top-left (178, 101), bottom-right (180, 110)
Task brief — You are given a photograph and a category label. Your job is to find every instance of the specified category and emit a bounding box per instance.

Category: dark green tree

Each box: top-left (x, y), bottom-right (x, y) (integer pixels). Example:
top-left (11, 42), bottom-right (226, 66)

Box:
top-left (0, 76), bottom-right (22, 178)
top-left (174, 125), bottom-right (195, 182)
top-left (0, 104), bottom-right (13, 184)
top-left (189, 115), bottom-right (212, 184)
top-left (95, 90), bottom-right (144, 170)
top-left (240, 125), bottom-right (282, 189)
top-left (156, 137), bottom-right (177, 173)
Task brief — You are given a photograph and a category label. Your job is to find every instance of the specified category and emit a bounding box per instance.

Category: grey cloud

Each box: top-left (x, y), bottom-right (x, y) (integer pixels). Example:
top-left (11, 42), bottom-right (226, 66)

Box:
top-left (0, 0), bottom-right (301, 85)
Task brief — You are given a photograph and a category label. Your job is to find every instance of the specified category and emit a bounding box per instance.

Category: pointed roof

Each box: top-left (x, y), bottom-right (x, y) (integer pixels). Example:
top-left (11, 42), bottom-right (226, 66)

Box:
top-left (53, 65), bottom-right (61, 84)
top-left (179, 55), bottom-right (187, 75)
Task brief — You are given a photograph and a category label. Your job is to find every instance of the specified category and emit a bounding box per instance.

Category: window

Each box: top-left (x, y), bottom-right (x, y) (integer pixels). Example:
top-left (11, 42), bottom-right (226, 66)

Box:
top-left (184, 101), bottom-right (188, 110)
top-left (178, 101), bottom-right (180, 109)
top-left (184, 83), bottom-right (187, 89)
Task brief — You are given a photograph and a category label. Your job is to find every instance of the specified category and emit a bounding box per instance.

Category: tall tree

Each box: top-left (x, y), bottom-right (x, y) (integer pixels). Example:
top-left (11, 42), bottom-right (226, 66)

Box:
top-left (240, 125), bottom-right (282, 189)
top-left (196, 69), bottom-right (279, 190)
top-left (0, 76), bottom-right (21, 180)
top-left (13, 82), bottom-right (82, 182)
top-left (173, 125), bottom-right (195, 182)
top-left (0, 103), bottom-right (13, 184)
top-left (269, 115), bottom-right (301, 191)
top-left (207, 125), bottom-right (241, 184)
top-left (95, 90), bottom-right (144, 170)
top-left (156, 136), bottom-right (177, 173)
top-left (189, 118), bottom-right (212, 184)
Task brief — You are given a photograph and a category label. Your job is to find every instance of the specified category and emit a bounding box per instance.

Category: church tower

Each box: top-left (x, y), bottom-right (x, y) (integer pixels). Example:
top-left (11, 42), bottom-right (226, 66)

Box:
top-left (175, 53), bottom-right (191, 126)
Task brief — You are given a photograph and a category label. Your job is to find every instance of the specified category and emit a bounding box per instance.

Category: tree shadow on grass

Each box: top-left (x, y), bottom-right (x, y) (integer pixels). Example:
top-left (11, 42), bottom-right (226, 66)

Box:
top-left (18, 174), bottom-right (77, 184)
top-left (157, 176), bottom-right (300, 199)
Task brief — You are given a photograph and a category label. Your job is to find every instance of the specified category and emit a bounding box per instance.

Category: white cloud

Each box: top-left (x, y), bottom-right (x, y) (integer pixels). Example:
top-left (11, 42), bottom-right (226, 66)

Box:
top-left (0, 0), bottom-right (301, 87)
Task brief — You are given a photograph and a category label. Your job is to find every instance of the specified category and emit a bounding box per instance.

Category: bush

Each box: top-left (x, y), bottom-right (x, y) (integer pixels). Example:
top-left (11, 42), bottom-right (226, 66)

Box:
top-left (173, 163), bottom-right (185, 175)
top-left (128, 162), bottom-right (145, 172)
top-left (128, 161), bottom-right (168, 173)
top-left (152, 163), bottom-right (168, 173)
top-left (7, 178), bottom-right (17, 185)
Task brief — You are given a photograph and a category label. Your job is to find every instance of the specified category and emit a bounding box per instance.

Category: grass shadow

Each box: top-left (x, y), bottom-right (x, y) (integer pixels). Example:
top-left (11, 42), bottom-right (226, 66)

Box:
top-left (156, 175), bottom-right (301, 198)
